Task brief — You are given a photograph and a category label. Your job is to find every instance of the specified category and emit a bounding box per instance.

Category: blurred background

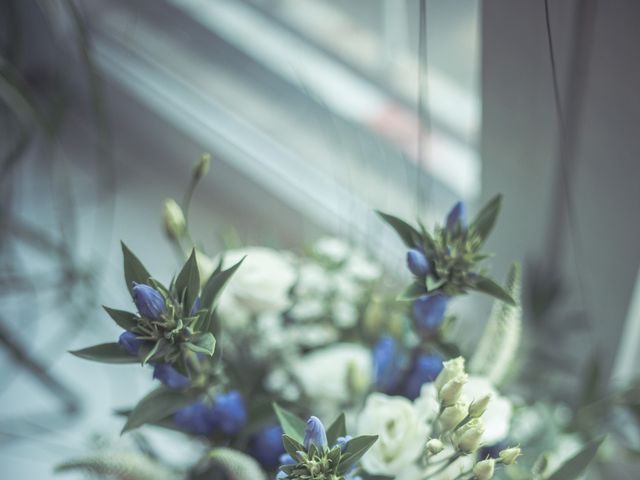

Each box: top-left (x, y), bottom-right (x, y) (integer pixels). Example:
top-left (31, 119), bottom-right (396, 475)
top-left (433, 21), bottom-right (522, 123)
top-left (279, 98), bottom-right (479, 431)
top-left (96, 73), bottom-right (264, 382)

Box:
top-left (2, 0), bottom-right (640, 478)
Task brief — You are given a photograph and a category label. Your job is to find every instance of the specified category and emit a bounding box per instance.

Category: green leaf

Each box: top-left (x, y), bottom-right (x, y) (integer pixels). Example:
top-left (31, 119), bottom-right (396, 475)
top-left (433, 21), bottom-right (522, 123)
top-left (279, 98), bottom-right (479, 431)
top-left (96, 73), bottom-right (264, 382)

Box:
top-left (397, 282), bottom-right (426, 301)
top-left (121, 242), bottom-right (151, 293)
top-left (471, 275), bottom-right (516, 306)
top-left (273, 403), bottom-right (306, 444)
top-left (122, 387), bottom-right (195, 434)
top-left (337, 435), bottom-right (378, 474)
top-left (70, 343), bottom-right (138, 364)
top-left (282, 434), bottom-right (304, 461)
top-left (375, 211), bottom-right (420, 247)
top-left (184, 332), bottom-right (216, 356)
top-left (471, 194), bottom-right (502, 245)
top-left (545, 437), bottom-right (604, 480)
top-left (201, 256), bottom-right (245, 311)
top-left (174, 249), bottom-right (200, 313)
top-left (103, 306), bottom-right (138, 331)
top-left (142, 338), bottom-right (166, 365)
top-left (326, 413), bottom-right (346, 446)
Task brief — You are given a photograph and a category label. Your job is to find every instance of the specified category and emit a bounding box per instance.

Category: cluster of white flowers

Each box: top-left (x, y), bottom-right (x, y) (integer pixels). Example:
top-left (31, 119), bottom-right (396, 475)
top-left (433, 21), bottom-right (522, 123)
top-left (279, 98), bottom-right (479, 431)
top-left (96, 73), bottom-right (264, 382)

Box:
top-left (357, 357), bottom-right (519, 480)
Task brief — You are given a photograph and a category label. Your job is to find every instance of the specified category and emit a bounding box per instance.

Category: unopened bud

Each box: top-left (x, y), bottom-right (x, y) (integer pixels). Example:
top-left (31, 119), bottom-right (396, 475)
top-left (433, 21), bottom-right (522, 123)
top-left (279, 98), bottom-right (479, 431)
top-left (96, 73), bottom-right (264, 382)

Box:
top-left (439, 402), bottom-right (468, 432)
top-left (469, 394), bottom-right (492, 418)
top-left (426, 438), bottom-right (444, 455)
top-left (499, 447), bottom-right (522, 465)
top-left (193, 153), bottom-right (211, 180)
top-left (162, 199), bottom-right (186, 240)
top-left (435, 356), bottom-right (466, 391)
top-left (455, 419), bottom-right (485, 454)
top-left (473, 459), bottom-right (495, 480)
top-left (347, 360), bottom-right (369, 395)
top-left (439, 374), bottom-right (467, 406)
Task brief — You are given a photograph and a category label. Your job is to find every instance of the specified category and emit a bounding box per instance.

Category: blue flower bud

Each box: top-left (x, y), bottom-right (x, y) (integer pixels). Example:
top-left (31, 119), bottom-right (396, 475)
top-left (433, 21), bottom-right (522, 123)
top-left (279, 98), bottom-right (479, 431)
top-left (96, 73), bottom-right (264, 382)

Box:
top-left (248, 425), bottom-right (285, 469)
top-left (153, 363), bottom-right (190, 389)
top-left (276, 471), bottom-right (288, 480)
top-left (335, 435), bottom-right (352, 452)
top-left (132, 283), bottom-right (165, 320)
top-left (446, 201), bottom-right (467, 233)
top-left (190, 296), bottom-right (202, 316)
top-left (279, 453), bottom-right (295, 466)
top-left (373, 336), bottom-right (405, 393)
top-left (118, 331), bottom-right (141, 356)
top-left (403, 353), bottom-right (444, 400)
top-left (303, 416), bottom-right (328, 450)
top-left (406, 248), bottom-right (430, 277)
top-left (412, 294), bottom-right (448, 334)
top-left (209, 390), bottom-right (247, 435)
top-left (174, 401), bottom-right (215, 435)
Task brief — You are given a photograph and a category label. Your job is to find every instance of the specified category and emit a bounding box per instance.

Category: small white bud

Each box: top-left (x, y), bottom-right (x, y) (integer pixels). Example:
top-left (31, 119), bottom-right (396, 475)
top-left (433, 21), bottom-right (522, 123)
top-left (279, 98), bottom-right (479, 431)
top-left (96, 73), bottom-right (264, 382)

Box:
top-left (439, 374), bottom-right (467, 406)
top-left (455, 419), bottom-right (485, 454)
top-left (162, 199), bottom-right (186, 240)
top-left (439, 402), bottom-right (468, 432)
top-left (193, 153), bottom-right (211, 180)
top-left (426, 438), bottom-right (444, 455)
top-left (499, 447), bottom-right (522, 465)
top-left (469, 394), bottom-right (492, 418)
top-left (435, 356), bottom-right (466, 391)
top-left (473, 458), bottom-right (495, 480)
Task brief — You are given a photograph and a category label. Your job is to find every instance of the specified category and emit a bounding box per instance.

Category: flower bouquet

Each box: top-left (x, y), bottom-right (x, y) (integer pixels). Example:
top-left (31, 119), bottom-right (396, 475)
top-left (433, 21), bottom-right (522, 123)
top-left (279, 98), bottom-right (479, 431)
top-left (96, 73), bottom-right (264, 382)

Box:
top-left (57, 156), bottom-right (605, 480)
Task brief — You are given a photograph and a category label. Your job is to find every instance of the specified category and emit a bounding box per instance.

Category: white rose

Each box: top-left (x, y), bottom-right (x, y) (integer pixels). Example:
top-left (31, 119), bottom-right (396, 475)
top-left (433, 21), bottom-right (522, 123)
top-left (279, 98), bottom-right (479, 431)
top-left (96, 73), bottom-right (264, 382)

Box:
top-left (314, 237), bottom-right (350, 263)
top-left (291, 343), bottom-right (372, 406)
top-left (418, 376), bottom-right (513, 446)
top-left (344, 253), bottom-right (382, 282)
top-left (213, 247), bottom-right (296, 316)
top-left (358, 393), bottom-right (431, 477)
top-left (295, 262), bottom-right (331, 297)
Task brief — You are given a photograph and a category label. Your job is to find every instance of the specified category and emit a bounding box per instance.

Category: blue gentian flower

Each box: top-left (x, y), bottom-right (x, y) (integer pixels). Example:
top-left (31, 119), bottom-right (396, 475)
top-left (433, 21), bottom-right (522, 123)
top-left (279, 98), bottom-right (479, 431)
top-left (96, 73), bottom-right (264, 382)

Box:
top-left (407, 248), bottom-right (430, 277)
top-left (403, 353), bottom-right (444, 400)
top-left (174, 401), bottom-right (215, 435)
top-left (118, 331), bottom-right (141, 356)
top-left (279, 453), bottom-right (295, 466)
top-left (335, 435), bottom-right (352, 452)
top-left (153, 363), bottom-right (190, 389)
top-left (248, 425), bottom-right (285, 469)
top-left (276, 471), bottom-right (288, 480)
top-left (209, 390), bottom-right (247, 435)
top-left (190, 296), bottom-right (202, 316)
top-left (132, 283), bottom-right (165, 319)
top-left (373, 336), bottom-right (405, 393)
top-left (412, 294), bottom-right (448, 334)
top-left (303, 416), bottom-right (328, 450)
top-left (446, 201), bottom-right (466, 233)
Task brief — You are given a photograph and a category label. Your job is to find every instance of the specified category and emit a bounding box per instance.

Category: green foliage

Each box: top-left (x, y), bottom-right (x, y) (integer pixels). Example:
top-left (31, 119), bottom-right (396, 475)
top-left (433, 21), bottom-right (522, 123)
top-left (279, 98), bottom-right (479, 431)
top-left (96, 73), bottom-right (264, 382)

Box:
top-left (121, 242), bottom-right (151, 292)
top-left (273, 402), bottom-right (307, 444)
top-left (544, 437), bottom-right (604, 480)
top-left (70, 343), bottom-right (139, 364)
top-left (122, 387), bottom-right (197, 434)
top-left (55, 451), bottom-right (175, 480)
top-left (377, 195), bottom-right (515, 305)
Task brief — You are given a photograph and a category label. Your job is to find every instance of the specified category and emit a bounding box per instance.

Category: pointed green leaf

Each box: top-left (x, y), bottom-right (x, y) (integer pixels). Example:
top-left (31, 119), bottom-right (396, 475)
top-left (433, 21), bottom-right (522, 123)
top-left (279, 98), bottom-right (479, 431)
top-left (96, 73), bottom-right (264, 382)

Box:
top-left (397, 282), bottom-right (427, 301)
top-left (103, 306), bottom-right (138, 331)
top-left (546, 437), bottom-right (604, 480)
top-left (471, 194), bottom-right (502, 245)
top-left (201, 256), bottom-right (245, 311)
top-left (122, 387), bottom-right (195, 434)
top-left (70, 343), bottom-right (138, 364)
top-left (375, 211), bottom-right (420, 247)
top-left (121, 242), bottom-right (151, 293)
top-left (326, 413), bottom-right (346, 446)
top-left (282, 435), bottom-right (304, 460)
top-left (273, 403), bottom-right (306, 444)
top-left (174, 249), bottom-right (200, 313)
top-left (337, 435), bottom-right (378, 474)
top-left (472, 275), bottom-right (516, 306)
top-left (184, 332), bottom-right (216, 356)
top-left (142, 338), bottom-right (166, 365)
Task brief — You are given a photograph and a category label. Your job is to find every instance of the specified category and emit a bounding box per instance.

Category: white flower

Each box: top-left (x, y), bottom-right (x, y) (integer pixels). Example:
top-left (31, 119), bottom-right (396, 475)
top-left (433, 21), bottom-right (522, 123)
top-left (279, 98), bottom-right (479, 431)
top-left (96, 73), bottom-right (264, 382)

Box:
top-left (314, 237), bottom-right (350, 263)
top-left (214, 247), bottom-right (296, 316)
top-left (358, 393), bottom-right (431, 477)
top-left (344, 253), bottom-right (382, 282)
top-left (332, 300), bottom-right (359, 328)
top-left (395, 452), bottom-right (474, 480)
top-left (288, 299), bottom-right (326, 321)
top-left (295, 262), bottom-right (331, 297)
top-left (292, 343), bottom-right (372, 406)
top-left (418, 376), bottom-right (513, 446)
